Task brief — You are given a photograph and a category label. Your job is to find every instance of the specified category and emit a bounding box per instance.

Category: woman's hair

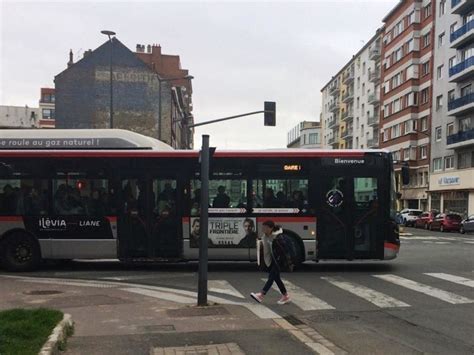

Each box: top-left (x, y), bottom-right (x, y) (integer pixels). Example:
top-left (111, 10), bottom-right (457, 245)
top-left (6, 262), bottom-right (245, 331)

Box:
top-left (262, 220), bottom-right (280, 232)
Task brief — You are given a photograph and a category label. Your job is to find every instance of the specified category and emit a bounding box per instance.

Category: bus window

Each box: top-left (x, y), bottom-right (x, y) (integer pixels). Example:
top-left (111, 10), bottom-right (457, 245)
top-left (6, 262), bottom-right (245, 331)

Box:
top-left (53, 177), bottom-right (114, 215)
top-left (190, 178), bottom-right (247, 213)
top-left (354, 177), bottom-right (378, 253)
top-left (0, 178), bottom-right (48, 215)
top-left (154, 180), bottom-right (177, 215)
top-left (253, 179), bottom-right (308, 212)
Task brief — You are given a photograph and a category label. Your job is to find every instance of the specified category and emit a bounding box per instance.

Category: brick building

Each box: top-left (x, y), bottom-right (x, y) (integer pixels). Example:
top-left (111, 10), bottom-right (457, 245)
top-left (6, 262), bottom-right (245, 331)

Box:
top-left (380, 0), bottom-right (435, 210)
top-left (55, 39), bottom-right (193, 149)
top-left (39, 88), bottom-right (55, 128)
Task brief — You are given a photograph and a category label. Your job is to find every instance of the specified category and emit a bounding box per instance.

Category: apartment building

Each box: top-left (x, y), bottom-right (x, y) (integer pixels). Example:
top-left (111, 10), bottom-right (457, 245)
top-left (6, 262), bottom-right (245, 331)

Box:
top-left (429, 0), bottom-right (474, 217)
top-left (380, 0), bottom-right (435, 211)
top-left (321, 31), bottom-right (382, 150)
top-left (39, 88), bottom-right (56, 128)
top-left (287, 121), bottom-right (322, 148)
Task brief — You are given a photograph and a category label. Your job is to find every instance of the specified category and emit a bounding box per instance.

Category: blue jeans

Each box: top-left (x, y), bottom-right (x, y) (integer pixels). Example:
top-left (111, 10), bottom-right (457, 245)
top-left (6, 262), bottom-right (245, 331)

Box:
top-left (262, 262), bottom-right (287, 295)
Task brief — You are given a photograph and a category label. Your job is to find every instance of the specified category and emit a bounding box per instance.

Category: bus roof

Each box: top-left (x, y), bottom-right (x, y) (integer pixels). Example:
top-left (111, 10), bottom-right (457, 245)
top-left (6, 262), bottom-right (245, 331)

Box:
top-left (0, 129), bottom-right (173, 150)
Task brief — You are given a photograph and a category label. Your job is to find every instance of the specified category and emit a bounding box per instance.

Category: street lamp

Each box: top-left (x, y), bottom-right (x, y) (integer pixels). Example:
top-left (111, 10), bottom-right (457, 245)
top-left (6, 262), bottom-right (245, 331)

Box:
top-left (157, 74), bottom-right (194, 141)
top-left (101, 30), bottom-right (116, 128)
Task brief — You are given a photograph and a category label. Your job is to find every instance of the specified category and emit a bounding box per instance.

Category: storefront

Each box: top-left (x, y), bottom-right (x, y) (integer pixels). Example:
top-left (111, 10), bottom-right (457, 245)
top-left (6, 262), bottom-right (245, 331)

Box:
top-left (429, 169), bottom-right (474, 218)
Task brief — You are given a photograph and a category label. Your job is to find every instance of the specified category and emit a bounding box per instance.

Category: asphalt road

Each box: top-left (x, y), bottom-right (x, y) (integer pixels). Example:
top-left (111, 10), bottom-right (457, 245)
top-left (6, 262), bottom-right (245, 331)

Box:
top-left (2, 227), bottom-right (473, 354)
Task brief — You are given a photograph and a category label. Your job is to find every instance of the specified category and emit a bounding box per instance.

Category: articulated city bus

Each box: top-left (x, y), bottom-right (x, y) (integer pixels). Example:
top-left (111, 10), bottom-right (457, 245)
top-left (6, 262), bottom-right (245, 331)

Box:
top-left (0, 130), bottom-right (401, 271)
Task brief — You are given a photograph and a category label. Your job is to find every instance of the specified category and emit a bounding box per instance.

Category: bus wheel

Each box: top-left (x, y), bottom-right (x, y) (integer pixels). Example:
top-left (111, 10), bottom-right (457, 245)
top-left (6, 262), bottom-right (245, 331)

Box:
top-left (0, 232), bottom-right (41, 272)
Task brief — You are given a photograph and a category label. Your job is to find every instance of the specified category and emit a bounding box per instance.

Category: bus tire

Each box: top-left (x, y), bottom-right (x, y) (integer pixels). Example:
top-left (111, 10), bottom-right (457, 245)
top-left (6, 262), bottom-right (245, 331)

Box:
top-left (0, 231), bottom-right (41, 272)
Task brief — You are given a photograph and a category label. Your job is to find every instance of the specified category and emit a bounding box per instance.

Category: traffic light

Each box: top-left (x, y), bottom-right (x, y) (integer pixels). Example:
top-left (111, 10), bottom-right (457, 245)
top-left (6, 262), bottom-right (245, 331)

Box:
top-left (264, 101), bottom-right (276, 126)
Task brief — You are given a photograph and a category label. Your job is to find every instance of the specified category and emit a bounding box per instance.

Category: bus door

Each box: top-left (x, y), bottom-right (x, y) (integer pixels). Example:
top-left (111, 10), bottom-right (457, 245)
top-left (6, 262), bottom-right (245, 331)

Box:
top-left (151, 178), bottom-right (181, 258)
top-left (316, 174), bottom-right (381, 260)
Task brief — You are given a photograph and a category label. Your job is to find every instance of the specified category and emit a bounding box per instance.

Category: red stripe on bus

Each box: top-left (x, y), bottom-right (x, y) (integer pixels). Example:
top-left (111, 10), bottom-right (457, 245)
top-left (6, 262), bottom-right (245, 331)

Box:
top-left (0, 216), bottom-right (23, 222)
top-left (182, 217), bottom-right (190, 223)
top-left (256, 217), bottom-right (316, 223)
top-left (0, 150), bottom-right (369, 159)
top-left (106, 216), bottom-right (117, 222)
top-left (384, 242), bottom-right (399, 251)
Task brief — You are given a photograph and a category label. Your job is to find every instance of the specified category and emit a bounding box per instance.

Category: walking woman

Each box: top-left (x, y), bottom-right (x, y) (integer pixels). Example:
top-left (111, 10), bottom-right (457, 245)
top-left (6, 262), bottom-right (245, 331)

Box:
top-left (251, 220), bottom-right (291, 305)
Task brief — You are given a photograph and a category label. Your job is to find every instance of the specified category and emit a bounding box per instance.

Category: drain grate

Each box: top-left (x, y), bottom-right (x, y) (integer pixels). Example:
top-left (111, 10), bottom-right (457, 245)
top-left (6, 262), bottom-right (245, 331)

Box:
top-left (283, 314), bottom-right (305, 326)
top-left (23, 290), bottom-right (63, 295)
top-left (308, 313), bottom-right (359, 323)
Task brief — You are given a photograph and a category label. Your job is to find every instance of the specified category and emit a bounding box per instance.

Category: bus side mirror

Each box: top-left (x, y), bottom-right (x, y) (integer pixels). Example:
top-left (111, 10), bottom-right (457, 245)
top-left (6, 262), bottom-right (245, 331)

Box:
top-left (401, 165), bottom-right (410, 185)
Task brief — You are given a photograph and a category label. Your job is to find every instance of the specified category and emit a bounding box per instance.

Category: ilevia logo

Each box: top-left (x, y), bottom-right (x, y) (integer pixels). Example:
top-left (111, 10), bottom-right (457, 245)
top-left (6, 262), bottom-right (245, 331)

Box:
top-left (39, 218), bottom-right (67, 230)
top-left (334, 158), bottom-right (365, 165)
top-left (79, 220), bottom-right (101, 227)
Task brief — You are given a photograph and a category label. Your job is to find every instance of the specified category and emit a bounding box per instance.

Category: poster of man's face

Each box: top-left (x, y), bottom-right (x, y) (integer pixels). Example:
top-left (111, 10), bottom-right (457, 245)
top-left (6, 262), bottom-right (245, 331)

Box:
top-left (191, 219), bottom-right (200, 237)
top-left (243, 219), bottom-right (255, 235)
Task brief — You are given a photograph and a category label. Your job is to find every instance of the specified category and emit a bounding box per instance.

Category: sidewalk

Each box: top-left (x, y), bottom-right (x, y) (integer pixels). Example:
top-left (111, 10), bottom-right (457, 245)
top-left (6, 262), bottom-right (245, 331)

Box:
top-left (0, 276), bottom-right (319, 355)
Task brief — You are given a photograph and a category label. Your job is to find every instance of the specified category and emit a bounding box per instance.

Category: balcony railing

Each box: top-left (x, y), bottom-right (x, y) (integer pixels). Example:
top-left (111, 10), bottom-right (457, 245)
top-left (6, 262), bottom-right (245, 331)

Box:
top-left (343, 71), bottom-right (354, 84)
top-left (447, 128), bottom-right (474, 145)
top-left (341, 127), bottom-right (353, 138)
top-left (368, 69), bottom-right (380, 83)
top-left (329, 82), bottom-right (339, 94)
top-left (367, 113), bottom-right (379, 126)
top-left (329, 102), bottom-right (340, 112)
top-left (367, 137), bottom-right (379, 148)
top-left (369, 45), bottom-right (381, 60)
top-left (448, 93), bottom-right (474, 111)
top-left (368, 93), bottom-right (380, 104)
top-left (328, 116), bottom-right (340, 128)
top-left (341, 110), bottom-right (354, 121)
top-left (342, 91), bottom-right (354, 102)
top-left (449, 56), bottom-right (474, 77)
top-left (328, 136), bottom-right (335, 144)
top-left (451, 19), bottom-right (474, 43)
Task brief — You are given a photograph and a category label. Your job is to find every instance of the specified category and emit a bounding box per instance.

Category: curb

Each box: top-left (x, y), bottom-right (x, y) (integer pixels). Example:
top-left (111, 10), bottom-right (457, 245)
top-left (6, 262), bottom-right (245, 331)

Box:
top-left (39, 313), bottom-right (74, 355)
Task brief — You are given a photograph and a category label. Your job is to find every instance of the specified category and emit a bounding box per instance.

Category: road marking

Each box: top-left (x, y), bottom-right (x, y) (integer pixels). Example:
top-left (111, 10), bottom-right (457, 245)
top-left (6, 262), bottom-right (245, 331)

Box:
top-left (123, 287), bottom-right (197, 303)
top-left (424, 273), bottom-right (474, 288)
top-left (209, 280), bottom-right (245, 299)
top-left (435, 242), bottom-right (451, 244)
top-left (464, 241), bottom-right (474, 244)
top-left (422, 241), bottom-right (434, 244)
top-left (262, 278), bottom-right (335, 310)
top-left (374, 274), bottom-right (474, 304)
top-left (321, 277), bottom-right (410, 308)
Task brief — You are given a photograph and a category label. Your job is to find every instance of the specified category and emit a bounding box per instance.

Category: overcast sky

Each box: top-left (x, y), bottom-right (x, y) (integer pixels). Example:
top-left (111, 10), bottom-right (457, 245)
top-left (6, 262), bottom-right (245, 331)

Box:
top-left (0, 0), bottom-right (396, 149)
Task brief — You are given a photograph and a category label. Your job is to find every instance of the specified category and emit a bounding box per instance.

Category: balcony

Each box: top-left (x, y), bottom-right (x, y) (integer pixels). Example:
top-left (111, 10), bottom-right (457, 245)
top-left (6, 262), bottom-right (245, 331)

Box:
top-left (329, 82), bottom-right (339, 95)
top-left (343, 71), bottom-right (354, 84)
top-left (342, 91), bottom-right (354, 103)
top-left (341, 109), bottom-right (354, 121)
top-left (448, 93), bottom-right (474, 116)
top-left (446, 128), bottom-right (474, 149)
top-left (451, 0), bottom-right (474, 15)
top-left (367, 137), bottom-right (379, 148)
top-left (449, 56), bottom-right (474, 82)
top-left (450, 19), bottom-right (474, 48)
top-left (368, 69), bottom-right (380, 83)
top-left (369, 45), bottom-right (381, 60)
top-left (329, 101), bottom-right (340, 112)
top-left (328, 116), bottom-right (340, 129)
top-left (368, 92), bottom-right (380, 105)
top-left (341, 126), bottom-right (353, 139)
top-left (327, 136), bottom-right (336, 145)
top-left (367, 113), bottom-right (379, 127)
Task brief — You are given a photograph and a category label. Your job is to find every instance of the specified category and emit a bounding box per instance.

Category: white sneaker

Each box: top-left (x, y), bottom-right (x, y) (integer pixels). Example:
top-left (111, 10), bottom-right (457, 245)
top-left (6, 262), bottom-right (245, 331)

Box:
top-left (277, 294), bottom-right (291, 305)
top-left (250, 292), bottom-right (264, 303)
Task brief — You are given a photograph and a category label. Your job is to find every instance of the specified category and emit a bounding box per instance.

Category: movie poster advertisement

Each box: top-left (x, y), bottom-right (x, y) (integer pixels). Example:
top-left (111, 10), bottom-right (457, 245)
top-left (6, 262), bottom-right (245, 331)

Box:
top-left (189, 217), bottom-right (257, 248)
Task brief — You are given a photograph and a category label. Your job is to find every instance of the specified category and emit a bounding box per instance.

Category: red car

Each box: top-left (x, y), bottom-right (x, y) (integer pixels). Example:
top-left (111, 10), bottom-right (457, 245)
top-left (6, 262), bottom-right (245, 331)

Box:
top-left (414, 211), bottom-right (437, 229)
top-left (430, 213), bottom-right (462, 232)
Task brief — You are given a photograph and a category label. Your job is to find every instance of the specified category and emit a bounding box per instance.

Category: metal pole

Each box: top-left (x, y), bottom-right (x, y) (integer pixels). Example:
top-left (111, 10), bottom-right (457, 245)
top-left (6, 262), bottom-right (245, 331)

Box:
top-left (109, 36), bottom-right (114, 128)
top-left (197, 134), bottom-right (209, 306)
top-left (158, 79), bottom-right (162, 141)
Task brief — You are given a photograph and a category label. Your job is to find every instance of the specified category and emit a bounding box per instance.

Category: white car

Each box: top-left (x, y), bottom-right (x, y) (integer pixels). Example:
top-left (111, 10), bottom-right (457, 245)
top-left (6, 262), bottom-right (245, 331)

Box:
top-left (399, 209), bottom-right (423, 227)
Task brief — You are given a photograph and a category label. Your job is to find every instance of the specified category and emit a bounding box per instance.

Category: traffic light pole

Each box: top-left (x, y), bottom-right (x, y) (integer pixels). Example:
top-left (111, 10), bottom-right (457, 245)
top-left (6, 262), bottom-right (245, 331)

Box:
top-left (189, 110), bottom-right (265, 128)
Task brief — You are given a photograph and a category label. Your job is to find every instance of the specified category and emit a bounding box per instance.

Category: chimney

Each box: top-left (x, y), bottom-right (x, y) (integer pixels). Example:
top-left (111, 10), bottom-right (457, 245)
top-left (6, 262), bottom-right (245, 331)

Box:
top-left (67, 49), bottom-right (74, 68)
top-left (83, 49), bottom-right (92, 58)
top-left (147, 44), bottom-right (151, 53)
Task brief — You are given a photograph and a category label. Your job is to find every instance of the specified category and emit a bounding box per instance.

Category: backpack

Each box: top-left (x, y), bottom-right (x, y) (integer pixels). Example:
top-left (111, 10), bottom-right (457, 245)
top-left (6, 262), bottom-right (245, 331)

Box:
top-left (272, 233), bottom-right (296, 272)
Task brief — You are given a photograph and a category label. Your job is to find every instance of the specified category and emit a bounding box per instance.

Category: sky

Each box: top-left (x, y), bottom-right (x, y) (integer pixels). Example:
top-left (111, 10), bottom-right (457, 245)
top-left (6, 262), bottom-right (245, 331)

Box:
top-left (0, 0), bottom-right (396, 149)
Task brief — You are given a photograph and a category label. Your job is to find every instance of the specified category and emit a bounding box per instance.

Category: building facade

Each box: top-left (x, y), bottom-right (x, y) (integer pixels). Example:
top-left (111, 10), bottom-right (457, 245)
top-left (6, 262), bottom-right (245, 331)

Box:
top-left (39, 88), bottom-right (56, 128)
top-left (0, 105), bottom-right (39, 128)
top-left (55, 39), bottom-right (193, 149)
top-left (429, 0), bottom-right (474, 217)
top-left (380, 0), bottom-right (435, 211)
top-left (321, 31), bottom-right (382, 151)
top-left (287, 121), bottom-right (322, 148)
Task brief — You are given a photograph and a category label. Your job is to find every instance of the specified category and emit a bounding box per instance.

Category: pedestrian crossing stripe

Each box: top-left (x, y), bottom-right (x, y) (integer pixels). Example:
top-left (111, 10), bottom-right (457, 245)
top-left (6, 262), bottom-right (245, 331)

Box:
top-left (424, 273), bottom-right (474, 288)
top-left (374, 274), bottom-right (474, 304)
top-left (262, 278), bottom-right (335, 310)
top-left (321, 277), bottom-right (410, 308)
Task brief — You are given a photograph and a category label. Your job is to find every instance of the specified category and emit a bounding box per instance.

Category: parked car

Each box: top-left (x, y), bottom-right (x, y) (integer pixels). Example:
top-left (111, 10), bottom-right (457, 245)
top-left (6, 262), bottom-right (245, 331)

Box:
top-left (414, 211), bottom-right (437, 229)
top-left (399, 209), bottom-right (423, 227)
top-left (430, 213), bottom-right (462, 232)
top-left (460, 215), bottom-right (474, 234)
